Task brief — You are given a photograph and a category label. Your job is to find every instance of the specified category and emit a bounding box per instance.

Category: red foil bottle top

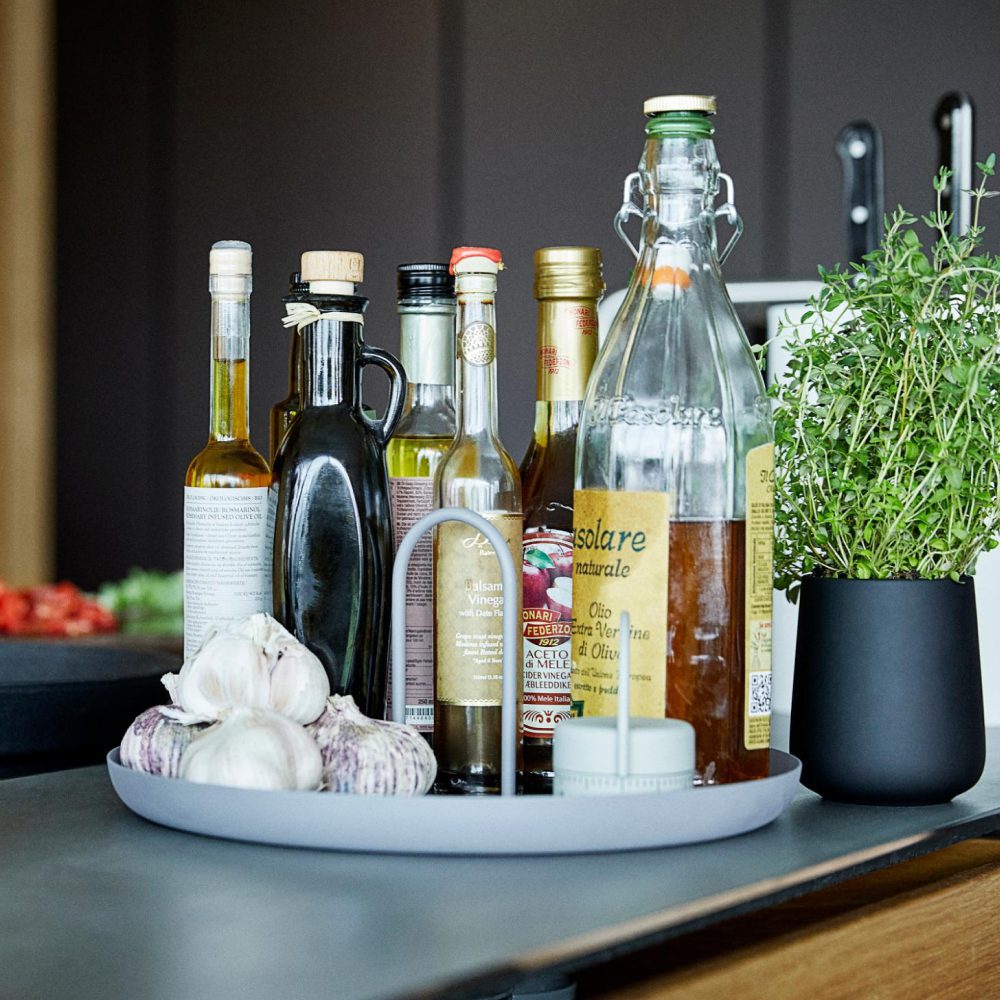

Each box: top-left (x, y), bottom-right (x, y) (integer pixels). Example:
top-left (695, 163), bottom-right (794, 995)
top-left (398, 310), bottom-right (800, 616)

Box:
top-left (449, 246), bottom-right (504, 274)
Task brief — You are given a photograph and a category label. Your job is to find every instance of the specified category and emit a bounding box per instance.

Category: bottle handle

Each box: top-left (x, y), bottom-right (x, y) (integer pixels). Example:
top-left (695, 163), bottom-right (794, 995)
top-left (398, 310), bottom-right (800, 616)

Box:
top-left (613, 171), bottom-right (644, 260)
top-left (715, 171), bottom-right (744, 266)
top-left (359, 346), bottom-right (407, 444)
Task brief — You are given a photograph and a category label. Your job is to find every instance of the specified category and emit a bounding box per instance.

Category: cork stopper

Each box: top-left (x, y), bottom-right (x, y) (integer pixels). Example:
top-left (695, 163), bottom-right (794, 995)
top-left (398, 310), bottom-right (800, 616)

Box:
top-left (643, 94), bottom-right (717, 116)
top-left (209, 240), bottom-right (252, 276)
top-left (300, 250), bottom-right (364, 285)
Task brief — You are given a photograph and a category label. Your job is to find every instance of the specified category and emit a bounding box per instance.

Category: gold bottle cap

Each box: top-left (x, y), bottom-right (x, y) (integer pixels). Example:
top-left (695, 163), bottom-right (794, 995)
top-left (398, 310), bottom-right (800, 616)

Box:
top-left (300, 250), bottom-right (364, 285)
top-left (643, 94), bottom-right (717, 116)
top-left (534, 246), bottom-right (605, 300)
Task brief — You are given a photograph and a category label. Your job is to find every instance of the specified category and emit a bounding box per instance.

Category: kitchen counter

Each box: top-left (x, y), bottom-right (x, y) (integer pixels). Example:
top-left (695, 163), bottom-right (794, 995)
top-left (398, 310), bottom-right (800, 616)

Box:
top-left (2, 732), bottom-right (999, 1000)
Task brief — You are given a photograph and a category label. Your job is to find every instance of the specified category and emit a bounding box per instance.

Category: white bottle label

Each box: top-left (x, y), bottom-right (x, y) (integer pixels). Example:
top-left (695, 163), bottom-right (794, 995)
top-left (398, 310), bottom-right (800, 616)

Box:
top-left (390, 476), bottom-right (435, 731)
top-left (183, 486), bottom-right (273, 661)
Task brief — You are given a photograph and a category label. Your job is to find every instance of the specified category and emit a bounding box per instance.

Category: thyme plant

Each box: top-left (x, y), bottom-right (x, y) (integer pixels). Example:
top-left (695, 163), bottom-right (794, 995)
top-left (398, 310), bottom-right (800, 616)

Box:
top-left (767, 157), bottom-right (1000, 597)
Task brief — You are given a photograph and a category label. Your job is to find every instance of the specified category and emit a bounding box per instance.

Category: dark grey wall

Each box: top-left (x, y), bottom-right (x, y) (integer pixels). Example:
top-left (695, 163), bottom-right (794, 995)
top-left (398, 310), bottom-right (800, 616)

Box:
top-left (56, 0), bottom-right (1000, 586)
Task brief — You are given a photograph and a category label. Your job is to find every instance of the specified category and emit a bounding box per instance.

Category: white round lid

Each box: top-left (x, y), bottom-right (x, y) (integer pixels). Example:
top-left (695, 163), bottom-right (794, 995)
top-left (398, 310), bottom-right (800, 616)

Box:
top-left (643, 94), bottom-right (717, 116)
top-left (209, 239), bottom-right (252, 276)
top-left (553, 716), bottom-right (694, 777)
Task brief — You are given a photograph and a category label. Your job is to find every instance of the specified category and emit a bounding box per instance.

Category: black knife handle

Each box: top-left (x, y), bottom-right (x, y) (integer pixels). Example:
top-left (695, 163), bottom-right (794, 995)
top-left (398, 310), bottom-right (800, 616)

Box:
top-left (935, 92), bottom-right (976, 238)
top-left (835, 121), bottom-right (884, 266)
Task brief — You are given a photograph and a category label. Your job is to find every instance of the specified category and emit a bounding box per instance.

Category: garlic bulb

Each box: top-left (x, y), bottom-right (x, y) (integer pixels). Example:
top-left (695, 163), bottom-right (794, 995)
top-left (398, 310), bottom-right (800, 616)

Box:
top-left (121, 706), bottom-right (207, 778)
top-left (162, 613), bottom-right (329, 725)
top-left (307, 695), bottom-right (436, 795)
top-left (180, 707), bottom-right (322, 791)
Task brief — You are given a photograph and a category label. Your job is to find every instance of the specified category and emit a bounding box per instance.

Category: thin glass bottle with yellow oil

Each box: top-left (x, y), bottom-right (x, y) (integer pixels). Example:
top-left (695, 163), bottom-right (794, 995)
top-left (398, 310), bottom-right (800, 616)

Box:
top-left (386, 263), bottom-right (456, 735)
top-left (433, 246), bottom-right (522, 795)
top-left (184, 240), bottom-right (272, 660)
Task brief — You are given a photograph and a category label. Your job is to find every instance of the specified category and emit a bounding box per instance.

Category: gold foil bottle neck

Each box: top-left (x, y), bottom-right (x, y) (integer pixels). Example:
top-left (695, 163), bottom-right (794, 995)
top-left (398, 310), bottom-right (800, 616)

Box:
top-left (533, 246), bottom-right (605, 301)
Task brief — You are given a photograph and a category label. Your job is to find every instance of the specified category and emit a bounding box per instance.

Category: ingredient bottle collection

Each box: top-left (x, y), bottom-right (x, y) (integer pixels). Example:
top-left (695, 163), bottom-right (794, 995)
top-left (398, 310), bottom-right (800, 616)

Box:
top-left (182, 95), bottom-right (774, 796)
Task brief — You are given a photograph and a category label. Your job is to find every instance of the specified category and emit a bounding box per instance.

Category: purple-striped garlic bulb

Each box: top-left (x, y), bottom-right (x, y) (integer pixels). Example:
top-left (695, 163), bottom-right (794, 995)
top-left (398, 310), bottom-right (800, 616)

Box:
top-left (307, 695), bottom-right (436, 795)
top-left (121, 705), bottom-right (207, 778)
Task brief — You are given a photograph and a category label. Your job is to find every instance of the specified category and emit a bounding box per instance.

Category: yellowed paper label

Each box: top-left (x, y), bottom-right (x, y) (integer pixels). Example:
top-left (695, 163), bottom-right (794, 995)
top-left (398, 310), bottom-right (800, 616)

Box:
top-left (744, 443), bottom-right (774, 750)
top-left (570, 489), bottom-right (670, 718)
top-left (536, 301), bottom-right (598, 402)
top-left (435, 513), bottom-right (522, 705)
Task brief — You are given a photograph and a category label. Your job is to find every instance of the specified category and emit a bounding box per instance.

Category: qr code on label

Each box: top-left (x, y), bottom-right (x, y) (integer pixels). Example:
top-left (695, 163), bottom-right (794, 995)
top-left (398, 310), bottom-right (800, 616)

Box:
top-left (749, 672), bottom-right (771, 717)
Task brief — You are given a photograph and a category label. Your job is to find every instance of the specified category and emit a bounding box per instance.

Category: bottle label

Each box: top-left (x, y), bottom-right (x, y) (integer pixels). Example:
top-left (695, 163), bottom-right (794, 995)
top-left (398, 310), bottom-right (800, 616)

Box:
top-left (435, 513), bottom-right (522, 706)
top-left (744, 444), bottom-right (774, 750)
top-left (389, 476), bottom-right (435, 731)
top-left (537, 301), bottom-right (599, 401)
top-left (521, 528), bottom-right (574, 738)
top-left (460, 322), bottom-right (495, 366)
top-left (570, 489), bottom-right (670, 717)
top-left (183, 486), bottom-right (273, 661)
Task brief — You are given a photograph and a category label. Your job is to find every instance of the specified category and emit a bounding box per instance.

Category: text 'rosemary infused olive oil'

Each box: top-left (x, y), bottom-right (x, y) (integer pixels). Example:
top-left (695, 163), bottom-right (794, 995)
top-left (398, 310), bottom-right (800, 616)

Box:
top-left (434, 247), bottom-right (522, 795)
top-left (572, 97), bottom-right (774, 784)
top-left (387, 263), bottom-right (457, 736)
top-left (184, 241), bottom-right (272, 660)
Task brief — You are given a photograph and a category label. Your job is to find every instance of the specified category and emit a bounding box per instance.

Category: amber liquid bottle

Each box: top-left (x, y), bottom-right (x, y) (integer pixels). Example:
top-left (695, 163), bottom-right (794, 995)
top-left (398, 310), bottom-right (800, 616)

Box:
top-left (573, 96), bottom-right (774, 784)
top-left (184, 240), bottom-right (272, 660)
top-left (519, 247), bottom-right (603, 793)
top-left (434, 247), bottom-right (522, 794)
top-left (272, 251), bottom-right (406, 718)
top-left (386, 263), bottom-right (456, 736)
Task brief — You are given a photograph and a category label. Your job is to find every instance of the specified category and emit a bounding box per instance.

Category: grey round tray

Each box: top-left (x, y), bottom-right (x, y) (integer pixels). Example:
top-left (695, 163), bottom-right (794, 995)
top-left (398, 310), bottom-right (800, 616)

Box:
top-left (107, 747), bottom-right (800, 855)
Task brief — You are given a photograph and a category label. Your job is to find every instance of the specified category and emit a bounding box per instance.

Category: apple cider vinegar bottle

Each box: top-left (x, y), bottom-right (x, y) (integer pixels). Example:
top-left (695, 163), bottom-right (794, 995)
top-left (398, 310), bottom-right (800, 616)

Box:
top-left (573, 97), bottom-right (774, 784)
top-left (184, 241), bottom-right (272, 659)
top-left (387, 263), bottom-right (457, 736)
top-left (433, 247), bottom-right (522, 795)
top-left (519, 246), bottom-right (603, 793)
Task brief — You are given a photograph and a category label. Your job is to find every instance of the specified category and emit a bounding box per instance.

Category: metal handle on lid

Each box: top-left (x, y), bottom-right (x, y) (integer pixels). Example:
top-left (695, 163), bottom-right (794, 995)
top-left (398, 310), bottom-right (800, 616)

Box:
top-left (615, 169), bottom-right (743, 266)
top-left (613, 171), bottom-right (644, 260)
top-left (390, 507), bottom-right (519, 797)
top-left (715, 172), bottom-right (743, 266)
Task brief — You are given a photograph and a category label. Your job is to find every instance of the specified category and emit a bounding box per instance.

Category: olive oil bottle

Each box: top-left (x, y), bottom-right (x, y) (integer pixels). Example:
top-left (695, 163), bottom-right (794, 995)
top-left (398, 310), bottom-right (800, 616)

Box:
top-left (573, 96), bottom-right (774, 784)
top-left (184, 240), bottom-right (272, 660)
top-left (386, 263), bottom-right (457, 735)
top-left (434, 247), bottom-right (522, 795)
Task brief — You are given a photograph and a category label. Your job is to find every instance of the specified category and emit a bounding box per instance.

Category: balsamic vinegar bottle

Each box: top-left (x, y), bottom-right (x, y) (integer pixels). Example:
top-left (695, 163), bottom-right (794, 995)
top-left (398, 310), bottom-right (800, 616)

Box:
top-left (433, 246), bottom-right (522, 794)
top-left (272, 251), bottom-right (406, 718)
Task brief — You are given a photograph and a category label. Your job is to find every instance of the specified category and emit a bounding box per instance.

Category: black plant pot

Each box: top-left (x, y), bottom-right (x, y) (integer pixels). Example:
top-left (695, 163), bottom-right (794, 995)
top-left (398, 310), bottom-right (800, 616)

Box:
top-left (790, 576), bottom-right (985, 805)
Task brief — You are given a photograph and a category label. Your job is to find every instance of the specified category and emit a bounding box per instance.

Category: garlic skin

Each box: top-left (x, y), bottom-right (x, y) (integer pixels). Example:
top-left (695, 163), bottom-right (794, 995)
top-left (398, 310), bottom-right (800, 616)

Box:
top-left (308, 695), bottom-right (437, 795)
top-left (121, 706), bottom-right (207, 778)
top-left (162, 614), bottom-right (329, 725)
top-left (180, 708), bottom-right (323, 792)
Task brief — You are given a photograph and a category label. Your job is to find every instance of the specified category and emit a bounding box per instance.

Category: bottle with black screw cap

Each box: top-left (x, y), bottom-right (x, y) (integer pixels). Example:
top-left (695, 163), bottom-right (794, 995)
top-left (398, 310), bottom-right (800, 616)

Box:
top-left (386, 262), bottom-right (457, 739)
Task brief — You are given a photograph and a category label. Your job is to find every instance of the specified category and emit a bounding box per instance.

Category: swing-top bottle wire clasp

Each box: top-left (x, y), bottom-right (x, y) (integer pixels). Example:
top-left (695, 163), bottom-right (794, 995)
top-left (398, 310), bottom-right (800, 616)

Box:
top-left (613, 170), bottom-right (744, 266)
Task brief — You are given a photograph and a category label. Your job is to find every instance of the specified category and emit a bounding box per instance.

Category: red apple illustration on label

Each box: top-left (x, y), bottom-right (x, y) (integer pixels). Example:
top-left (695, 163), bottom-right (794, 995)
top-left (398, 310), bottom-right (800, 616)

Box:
top-left (551, 551), bottom-right (573, 579)
top-left (523, 560), bottom-right (551, 610)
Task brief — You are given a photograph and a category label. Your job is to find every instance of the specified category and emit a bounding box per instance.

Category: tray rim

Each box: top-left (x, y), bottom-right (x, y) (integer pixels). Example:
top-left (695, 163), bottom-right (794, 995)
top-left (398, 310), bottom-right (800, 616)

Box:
top-left (106, 747), bottom-right (802, 856)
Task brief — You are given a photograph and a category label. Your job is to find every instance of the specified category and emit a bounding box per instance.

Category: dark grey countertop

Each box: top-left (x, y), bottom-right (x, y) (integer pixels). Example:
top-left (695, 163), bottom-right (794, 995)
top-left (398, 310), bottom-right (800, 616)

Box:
top-left (2, 732), bottom-right (1000, 1000)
